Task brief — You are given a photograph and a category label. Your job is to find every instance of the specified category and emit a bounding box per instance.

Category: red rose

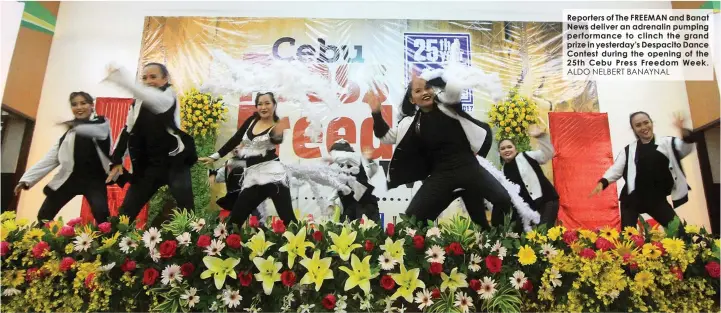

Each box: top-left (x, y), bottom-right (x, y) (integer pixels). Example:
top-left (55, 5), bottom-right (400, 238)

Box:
top-left (413, 235), bottom-right (425, 250)
top-left (26, 268), bottom-right (38, 282)
top-left (226, 234), bottom-right (242, 249)
top-left (670, 266), bottom-right (684, 281)
top-left (159, 240), bottom-right (178, 258)
top-left (66, 217), bottom-right (82, 227)
top-left (579, 248), bottom-right (596, 259)
top-left (142, 268), bottom-right (159, 286)
top-left (181, 263), bottom-right (195, 277)
top-left (629, 262), bottom-right (639, 271)
top-left (272, 219), bottom-right (286, 234)
top-left (429, 262), bottom-right (444, 275)
top-left (386, 223), bottom-right (395, 237)
top-left (364, 240), bottom-right (374, 252)
top-left (431, 288), bottom-right (441, 299)
top-left (59, 257), bottom-right (75, 272)
top-left (0, 241), bottom-right (9, 257)
top-left (97, 222), bottom-right (112, 234)
top-left (197, 235), bottom-right (211, 248)
top-left (522, 279), bottom-right (534, 291)
top-left (32, 241), bottom-right (50, 259)
top-left (238, 271), bottom-right (253, 286)
top-left (281, 270), bottom-right (296, 287)
top-left (121, 259), bottom-right (137, 272)
top-left (380, 275), bottom-right (396, 290)
top-left (630, 234), bottom-right (645, 247)
top-left (652, 242), bottom-right (666, 255)
top-left (312, 230), bottom-right (323, 242)
top-left (485, 255), bottom-right (502, 274)
top-left (595, 237), bottom-right (615, 251)
top-left (248, 215), bottom-right (260, 228)
top-left (59, 226), bottom-right (75, 237)
top-left (445, 242), bottom-right (464, 256)
top-left (85, 273), bottom-right (96, 290)
top-left (469, 279), bottom-right (481, 291)
top-left (322, 294), bottom-right (337, 310)
top-left (705, 261), bottom-right (720, 278)
top-left (563, 230), bottom-right (578, 245)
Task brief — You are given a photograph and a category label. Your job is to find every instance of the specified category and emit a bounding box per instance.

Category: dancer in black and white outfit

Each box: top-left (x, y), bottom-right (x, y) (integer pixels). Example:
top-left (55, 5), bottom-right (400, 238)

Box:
top-left (326, 139), bottom-right (383, 224)
top-left (15, 92), bottom-right (120, 223)
top-left (368, 73), bottom-right (514, 230)
top-left (590, 111), bottom-right (695, 229)
top-left (200, 92), bottom-right (295, 226)
top-left (498, 123), bottom-right (559, 227)
top-left (208, 145), bottom-right (265, 221)
top-left (104, 63), bottom-right (197, 221)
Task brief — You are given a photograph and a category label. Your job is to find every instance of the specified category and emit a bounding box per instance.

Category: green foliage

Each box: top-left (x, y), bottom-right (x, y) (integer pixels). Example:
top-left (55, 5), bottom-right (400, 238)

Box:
top-left (665, 216), bottom-right (681, 238)
top-left (480, 284), bottom-right (522, 313)
top-left (161, 208), bottom-right (198, 237)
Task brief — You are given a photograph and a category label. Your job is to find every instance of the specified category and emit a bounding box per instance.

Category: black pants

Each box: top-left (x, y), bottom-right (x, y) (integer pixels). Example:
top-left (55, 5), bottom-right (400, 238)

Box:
top-left (340, 197), bottom-right (381, 224)
top-left (228, 183), bottom-right (296, 227)
top-left (537, 199), bottom-right (560, 227)
top-left (406, 163), bottom-right (513, 230)
top-left (38, 176), bottom-right (109, 223)
top-left (621, 195), bottom-right (680, 229)
top-left (120, 164), bottom-right (194, 221)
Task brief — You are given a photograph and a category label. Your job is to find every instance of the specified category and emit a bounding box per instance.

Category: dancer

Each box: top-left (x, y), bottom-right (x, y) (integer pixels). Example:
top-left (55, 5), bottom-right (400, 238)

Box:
top-left (15, 92), bottom-right (118, 224)
top-left (103, 62), bottom-right (197, 221)
top-left (199, 92), bottom-right (295, 226)
top-left (590, 112), bottom-right (695, 229)
top-left (325, 139), bottom-right (382, 224)
top-left (498, 123), bottom-right (559, 227)
top-left (207, 145), bottom-right (265, 221)
top-left (368, 73), bottom-right (513, 230)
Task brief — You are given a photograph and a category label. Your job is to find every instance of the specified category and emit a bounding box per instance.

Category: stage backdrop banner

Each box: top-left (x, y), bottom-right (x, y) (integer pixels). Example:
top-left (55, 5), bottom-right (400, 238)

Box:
top-left (136, 17), bottom-right (600, 221)
top-left (549, 112), bottom-right (620, 230)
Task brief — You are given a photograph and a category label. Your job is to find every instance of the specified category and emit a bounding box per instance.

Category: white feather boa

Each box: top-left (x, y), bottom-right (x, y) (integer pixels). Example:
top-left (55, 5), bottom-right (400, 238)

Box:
top-left (470, 156), bottom-right (540, 231)
top-left (202, 50), bottom-right (345, 140)
top-left (283, 162), bottom-right (362, 219)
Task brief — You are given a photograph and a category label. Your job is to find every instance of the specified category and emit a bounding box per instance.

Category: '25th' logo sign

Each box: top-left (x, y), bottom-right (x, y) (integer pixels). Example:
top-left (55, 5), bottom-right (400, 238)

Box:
top-left (404, 33), bottom-right (474, 112)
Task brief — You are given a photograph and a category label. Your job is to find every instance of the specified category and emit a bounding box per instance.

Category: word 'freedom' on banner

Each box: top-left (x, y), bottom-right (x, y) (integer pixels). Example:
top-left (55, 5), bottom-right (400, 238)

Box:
top-left (562, 9), bottom-right (714, 81)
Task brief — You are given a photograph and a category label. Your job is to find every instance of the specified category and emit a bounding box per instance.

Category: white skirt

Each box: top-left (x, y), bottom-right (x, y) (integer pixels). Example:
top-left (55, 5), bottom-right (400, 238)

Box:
top-left (241, 160), bottom-right (288, 190)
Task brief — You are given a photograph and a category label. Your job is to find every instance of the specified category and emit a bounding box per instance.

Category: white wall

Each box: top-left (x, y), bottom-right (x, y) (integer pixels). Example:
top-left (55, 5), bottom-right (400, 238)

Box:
top-left (19, 1), bottom-right (711, 230)
top-left (0, 0), bottom-right (25, 102)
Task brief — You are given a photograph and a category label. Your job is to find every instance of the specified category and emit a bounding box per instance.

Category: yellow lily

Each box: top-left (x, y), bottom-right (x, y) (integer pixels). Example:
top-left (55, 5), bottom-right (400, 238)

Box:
top-left (390, 264), bottom-right (425, 302)
top-left (339, 254), bottom-right (378, 295)
top-left (253, 256), bottom-right (283, 295)
top-left (278, 226), bottom-right (315, 268)
top-left (440, 267), bottom-right (468, 292)
top-left (380, 237), bottom-right (405, 263)
top-left (299, 250), bottom-right (334, 291)
top-left (200, 256), bottom-right (240, 290)
top-left (328, 227), bottom-right (362, 261)
top-left (247, 230), bottom-right (274, 259)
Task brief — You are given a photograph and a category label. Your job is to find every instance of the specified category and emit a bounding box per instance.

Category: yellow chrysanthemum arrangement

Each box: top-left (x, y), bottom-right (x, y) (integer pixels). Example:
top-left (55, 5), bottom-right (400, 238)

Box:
top-left (488, 89), bottom-right (539, 152)
top-left (179, 88), bottom-right (228, 137)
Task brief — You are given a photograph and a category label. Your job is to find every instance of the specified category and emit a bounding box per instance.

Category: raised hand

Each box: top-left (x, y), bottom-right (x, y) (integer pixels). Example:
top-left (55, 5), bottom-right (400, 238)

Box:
top-left (363, 87), bottom-right (383, 113)
top-left (527, 124), bottom-right (545, 138)
top-left (672, 112), bottom-right (686, 131)
top-left (362, 147), bottom-right (375, 160)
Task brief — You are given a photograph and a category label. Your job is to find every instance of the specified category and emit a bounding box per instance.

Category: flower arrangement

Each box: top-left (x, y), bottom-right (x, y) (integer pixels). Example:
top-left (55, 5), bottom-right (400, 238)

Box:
top-left (487, 90), bottom-right (540, 152)
top-left (179, 88), bottom-right (229, 138)
top-left (1, 210), bottom-right (719, 313)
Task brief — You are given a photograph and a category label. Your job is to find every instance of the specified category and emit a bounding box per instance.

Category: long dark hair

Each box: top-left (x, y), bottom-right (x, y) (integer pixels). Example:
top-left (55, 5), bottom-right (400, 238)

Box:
top-left (253, 92), bottom-right (280, 122)
top-left (69, 91), bottom-right (94, 105)
top-left (400, 81), bottom-right (417, 117)
top-left (143, 62), bottom-right (172, 90)
top-left (629, 111), bottom-right (651, 139)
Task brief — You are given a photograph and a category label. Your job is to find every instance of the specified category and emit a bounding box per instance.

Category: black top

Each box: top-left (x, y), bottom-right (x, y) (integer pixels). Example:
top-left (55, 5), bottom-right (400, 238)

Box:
top-left (633, 138), bottom-right (673, 199)
top-left (502, 153), bottom-right (559, 210)
top-left (71, 135), bottom-right (106, 180)
top-left (416, 107), bottom-right (478, 172)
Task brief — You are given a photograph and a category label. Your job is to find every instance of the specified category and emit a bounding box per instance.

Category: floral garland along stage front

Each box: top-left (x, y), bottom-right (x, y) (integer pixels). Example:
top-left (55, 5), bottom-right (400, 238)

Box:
top-left (1, 210), bottom-right (719, 313)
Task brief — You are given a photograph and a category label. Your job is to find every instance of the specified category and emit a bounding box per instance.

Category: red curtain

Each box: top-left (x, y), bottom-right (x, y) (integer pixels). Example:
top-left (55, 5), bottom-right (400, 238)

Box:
top-left (549, 112), bottom-right (620, 230)
top-left (80, 97), bottom-right (148, 228)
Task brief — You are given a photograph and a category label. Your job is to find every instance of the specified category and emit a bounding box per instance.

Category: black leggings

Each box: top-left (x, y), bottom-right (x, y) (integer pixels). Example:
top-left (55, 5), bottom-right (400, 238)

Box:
top-left (621, 195), bottom-right (681, 230)
top-left (406, 163), bottom-right (513, 230)
top-left (120, 164), bottom-right (194, 221)
top-left (228, 183), bottom-right (296, 227)
top-left (38, 177), bottom-right (109, 224)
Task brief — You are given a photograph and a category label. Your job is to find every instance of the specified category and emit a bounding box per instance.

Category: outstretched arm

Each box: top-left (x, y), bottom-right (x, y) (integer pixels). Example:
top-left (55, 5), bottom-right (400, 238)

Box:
top-left (103, 66), bottom-right (175, 114)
